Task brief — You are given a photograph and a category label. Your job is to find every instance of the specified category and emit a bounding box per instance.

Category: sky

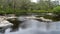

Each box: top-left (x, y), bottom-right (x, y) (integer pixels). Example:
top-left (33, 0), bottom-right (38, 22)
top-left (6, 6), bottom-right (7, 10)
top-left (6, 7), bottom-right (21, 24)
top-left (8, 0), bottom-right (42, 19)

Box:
top-left (31, 0), bottom-right (60, 3)
top-left (31, 0), bottom-right (60, 5)
top-left (31, 0), bottom-right (38, 3)
top-left (52, 0), bottom-right (55, 1)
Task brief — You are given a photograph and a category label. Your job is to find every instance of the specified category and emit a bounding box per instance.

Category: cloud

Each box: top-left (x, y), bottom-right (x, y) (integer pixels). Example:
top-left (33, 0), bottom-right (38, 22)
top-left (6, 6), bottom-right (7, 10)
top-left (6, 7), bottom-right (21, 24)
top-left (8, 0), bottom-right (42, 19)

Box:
top-left (31, 0), bottom-right (38, 3)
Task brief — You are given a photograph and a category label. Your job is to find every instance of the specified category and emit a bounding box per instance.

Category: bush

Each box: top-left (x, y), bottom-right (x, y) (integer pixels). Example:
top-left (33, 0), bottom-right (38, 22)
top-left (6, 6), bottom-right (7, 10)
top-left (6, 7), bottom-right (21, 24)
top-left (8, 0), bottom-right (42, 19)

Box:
top-left (53, 6), bottom-right (60, 13)
top-left (32, 10), bottom-right (47, 13)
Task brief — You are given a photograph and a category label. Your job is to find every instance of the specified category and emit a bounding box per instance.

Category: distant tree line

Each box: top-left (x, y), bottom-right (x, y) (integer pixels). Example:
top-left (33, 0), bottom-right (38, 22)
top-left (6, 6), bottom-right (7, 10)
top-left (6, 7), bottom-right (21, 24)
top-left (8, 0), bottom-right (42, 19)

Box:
top-left (0, 0), bottom-right (60, 15)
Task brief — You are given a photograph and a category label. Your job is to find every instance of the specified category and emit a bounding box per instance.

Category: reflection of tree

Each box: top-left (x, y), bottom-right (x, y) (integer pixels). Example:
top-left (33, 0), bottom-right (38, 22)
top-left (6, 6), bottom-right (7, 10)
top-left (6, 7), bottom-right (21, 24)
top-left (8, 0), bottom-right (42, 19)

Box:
top-left (7, 18), bottom-right (23, 32)
top-left (46, 22), bottom-right (50, 30)
top-left (0, 26), bottom-right (11, 34)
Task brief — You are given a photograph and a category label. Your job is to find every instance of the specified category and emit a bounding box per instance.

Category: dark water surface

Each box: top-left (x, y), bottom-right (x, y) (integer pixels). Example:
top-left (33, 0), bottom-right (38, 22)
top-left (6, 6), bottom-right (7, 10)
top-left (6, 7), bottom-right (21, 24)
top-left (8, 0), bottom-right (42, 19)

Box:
top-left (0, 17), bottom-right (60, 34)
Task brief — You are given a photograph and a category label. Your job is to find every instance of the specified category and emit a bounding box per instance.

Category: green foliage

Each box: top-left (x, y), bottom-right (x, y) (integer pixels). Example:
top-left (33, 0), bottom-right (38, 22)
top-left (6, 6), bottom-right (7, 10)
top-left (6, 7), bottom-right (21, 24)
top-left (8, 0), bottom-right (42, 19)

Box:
top-left (52, 6), bottom-right (60, 17)
top-left (0, 0), bottom-right (59, 15)
top-left (53, 6), bottom-right (60, 13)
top-left (32, 10), bottom-right (47, 13)
top-left (5, 8), bottom-right (14, 14)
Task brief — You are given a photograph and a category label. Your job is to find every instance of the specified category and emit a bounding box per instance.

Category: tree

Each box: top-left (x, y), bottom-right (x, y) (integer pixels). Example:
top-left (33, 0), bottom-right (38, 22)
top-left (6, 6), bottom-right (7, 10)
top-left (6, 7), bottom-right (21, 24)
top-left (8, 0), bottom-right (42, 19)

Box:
top-left (37, 0), bottom-right (56, 11)
top-left (53, 6), bottom-right (60, 13)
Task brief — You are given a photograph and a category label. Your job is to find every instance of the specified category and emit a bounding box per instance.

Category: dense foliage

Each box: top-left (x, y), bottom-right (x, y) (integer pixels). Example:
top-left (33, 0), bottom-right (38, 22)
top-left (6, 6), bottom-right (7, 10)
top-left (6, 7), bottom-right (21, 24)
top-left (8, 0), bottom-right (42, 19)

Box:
top-left (0, 0), bottom-right (60, 15)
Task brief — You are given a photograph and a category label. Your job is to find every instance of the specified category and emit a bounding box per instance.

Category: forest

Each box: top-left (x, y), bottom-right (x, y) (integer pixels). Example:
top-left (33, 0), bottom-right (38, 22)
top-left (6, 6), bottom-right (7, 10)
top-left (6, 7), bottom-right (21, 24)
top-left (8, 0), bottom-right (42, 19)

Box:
top-left (0, 0), bottom-right (60, 16)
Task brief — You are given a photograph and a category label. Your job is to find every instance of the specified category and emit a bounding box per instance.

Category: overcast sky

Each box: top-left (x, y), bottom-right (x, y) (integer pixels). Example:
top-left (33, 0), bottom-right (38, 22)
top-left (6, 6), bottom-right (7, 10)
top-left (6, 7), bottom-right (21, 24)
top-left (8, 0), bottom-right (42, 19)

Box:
top-left (31, 0), bottom-right (38, 3)
top-left (31, 0), bottom-right (60, 3)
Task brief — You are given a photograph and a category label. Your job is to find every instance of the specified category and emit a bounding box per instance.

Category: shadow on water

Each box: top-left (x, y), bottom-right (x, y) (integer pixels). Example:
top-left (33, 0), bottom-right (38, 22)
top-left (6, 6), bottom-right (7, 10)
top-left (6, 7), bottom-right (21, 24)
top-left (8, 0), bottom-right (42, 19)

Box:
top-left (7, 18), bottom-right (23, 32)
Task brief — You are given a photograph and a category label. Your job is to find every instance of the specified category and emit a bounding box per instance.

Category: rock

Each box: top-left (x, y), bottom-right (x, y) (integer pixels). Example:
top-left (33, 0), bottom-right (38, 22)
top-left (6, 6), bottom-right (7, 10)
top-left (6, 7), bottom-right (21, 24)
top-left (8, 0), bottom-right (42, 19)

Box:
top-left (0, 20), bottom-right (13, 27)
top-left (40, 17), bottom-right (52, 22)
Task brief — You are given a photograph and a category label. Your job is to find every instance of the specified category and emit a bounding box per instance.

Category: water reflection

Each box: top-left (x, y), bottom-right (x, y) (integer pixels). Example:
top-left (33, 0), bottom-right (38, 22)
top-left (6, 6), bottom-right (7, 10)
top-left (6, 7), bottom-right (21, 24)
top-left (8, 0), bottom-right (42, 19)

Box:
top-left (7, 18), bottom-right (23, 32)
top-left (1, 18), bottom-right (60, 34)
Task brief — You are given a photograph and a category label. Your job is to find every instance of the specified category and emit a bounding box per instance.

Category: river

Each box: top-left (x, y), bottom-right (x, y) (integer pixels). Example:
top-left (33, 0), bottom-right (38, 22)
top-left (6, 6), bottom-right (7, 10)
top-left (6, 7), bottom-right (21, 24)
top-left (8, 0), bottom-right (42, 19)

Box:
top-left (0, 16), bottom-right (60, 34)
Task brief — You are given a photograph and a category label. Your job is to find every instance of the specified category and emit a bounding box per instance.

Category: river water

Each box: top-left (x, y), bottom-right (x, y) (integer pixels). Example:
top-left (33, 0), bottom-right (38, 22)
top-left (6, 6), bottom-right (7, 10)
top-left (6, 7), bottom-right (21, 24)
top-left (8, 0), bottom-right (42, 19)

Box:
top-left (0, 17), bottom-right (60, 34)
